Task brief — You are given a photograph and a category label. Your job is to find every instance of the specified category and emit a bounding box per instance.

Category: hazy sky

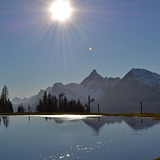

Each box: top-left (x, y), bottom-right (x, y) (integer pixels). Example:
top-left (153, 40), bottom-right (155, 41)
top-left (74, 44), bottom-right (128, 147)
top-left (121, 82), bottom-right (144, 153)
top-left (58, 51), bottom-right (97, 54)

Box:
top-left (0, 0), bottom-right (160, 99)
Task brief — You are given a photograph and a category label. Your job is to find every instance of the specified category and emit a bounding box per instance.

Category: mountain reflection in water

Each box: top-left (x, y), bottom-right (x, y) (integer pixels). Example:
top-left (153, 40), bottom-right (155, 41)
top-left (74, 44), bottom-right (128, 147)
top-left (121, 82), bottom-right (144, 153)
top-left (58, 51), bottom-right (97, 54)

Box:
top-left (1, 115), bottom-right (160, 160)
top-left (42, 115), bottom-right (160, 133)
top-left (1, 115), bottom-right (159, 132)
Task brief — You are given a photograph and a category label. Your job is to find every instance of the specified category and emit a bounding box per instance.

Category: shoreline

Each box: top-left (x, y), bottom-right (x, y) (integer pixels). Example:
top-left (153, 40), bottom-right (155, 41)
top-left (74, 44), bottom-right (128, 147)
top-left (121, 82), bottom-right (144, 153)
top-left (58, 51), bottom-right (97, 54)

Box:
top-left (1, 112), bottom-right (160, 120)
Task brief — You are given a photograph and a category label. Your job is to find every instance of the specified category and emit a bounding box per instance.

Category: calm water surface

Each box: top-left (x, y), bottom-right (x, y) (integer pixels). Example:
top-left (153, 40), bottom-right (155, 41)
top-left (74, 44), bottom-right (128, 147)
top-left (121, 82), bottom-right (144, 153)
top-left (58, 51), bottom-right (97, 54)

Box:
top-left (0, 115), bottom-right (160, 160)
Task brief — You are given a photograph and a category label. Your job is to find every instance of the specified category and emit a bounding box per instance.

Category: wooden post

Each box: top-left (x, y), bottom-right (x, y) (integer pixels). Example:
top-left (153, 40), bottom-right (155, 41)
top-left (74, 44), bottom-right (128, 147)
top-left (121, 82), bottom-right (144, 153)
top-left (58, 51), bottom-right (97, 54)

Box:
top-left (98, 103), bottom-right (99, 113)
top-left (88, 95), bottom-right (90, 112)
top-left (140, 102), bottom-right (142, 114)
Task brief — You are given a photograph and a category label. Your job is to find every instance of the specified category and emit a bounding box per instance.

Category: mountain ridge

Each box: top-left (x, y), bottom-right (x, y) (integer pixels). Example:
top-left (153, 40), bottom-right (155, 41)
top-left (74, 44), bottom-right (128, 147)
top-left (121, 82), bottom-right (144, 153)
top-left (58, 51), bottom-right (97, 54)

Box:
top-left (12, 68), bottom-right (160, 113)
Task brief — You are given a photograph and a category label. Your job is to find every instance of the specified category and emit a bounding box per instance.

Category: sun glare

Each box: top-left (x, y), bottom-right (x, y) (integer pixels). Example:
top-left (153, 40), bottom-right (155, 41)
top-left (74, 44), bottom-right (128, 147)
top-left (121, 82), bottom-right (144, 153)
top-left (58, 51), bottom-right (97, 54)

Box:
top-left (50, 0), bottom-right (72, 21)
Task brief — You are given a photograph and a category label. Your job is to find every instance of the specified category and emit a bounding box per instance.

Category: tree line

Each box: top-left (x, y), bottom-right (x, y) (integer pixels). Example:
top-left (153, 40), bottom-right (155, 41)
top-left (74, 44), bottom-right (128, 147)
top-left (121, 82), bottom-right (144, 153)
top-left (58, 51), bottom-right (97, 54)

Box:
top-left (36, 91), bottom-right (88, 113)
top-left (0, 85), bottom-right (92, 113)
top-left (0, 85), bottom-right (13, 113)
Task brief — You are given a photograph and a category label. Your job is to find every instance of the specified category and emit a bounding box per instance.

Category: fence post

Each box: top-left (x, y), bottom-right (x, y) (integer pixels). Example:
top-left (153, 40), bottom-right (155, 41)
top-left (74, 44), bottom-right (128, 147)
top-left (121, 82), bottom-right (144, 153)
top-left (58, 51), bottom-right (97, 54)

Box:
top-left (98, 103), bottom-right (100, 113)
top-left (140, 102), bottom-right (142, 114)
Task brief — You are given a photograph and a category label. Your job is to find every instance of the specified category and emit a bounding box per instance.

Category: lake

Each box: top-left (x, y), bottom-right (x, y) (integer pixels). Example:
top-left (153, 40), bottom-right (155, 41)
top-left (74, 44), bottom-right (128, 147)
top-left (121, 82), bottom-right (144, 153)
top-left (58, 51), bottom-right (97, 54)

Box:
top-left (0, 115), bottom-right (160, 160)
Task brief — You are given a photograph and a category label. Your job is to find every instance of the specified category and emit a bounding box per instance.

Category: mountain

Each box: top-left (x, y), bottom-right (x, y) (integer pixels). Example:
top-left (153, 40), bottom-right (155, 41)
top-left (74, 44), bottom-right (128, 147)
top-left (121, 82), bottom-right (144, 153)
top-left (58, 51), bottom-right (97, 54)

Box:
top-left (80, 69), bottom-right (120, 91)
top-left (121, 68), bottom-right (160, 88)
top-left (12, 68), bottom-right (160, 113)
top-left (100, 68), bottom-right (160, 113)
top-left (12, 97), bottom-right (22, 104)
top-left (12, 89), bottom-right (45, 112)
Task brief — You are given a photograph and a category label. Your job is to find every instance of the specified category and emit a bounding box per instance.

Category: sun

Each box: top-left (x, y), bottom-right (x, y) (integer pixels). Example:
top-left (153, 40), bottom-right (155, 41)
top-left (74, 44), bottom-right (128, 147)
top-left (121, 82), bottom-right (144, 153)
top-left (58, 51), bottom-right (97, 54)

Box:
top-left (50, 0), bottom-right (72, 21)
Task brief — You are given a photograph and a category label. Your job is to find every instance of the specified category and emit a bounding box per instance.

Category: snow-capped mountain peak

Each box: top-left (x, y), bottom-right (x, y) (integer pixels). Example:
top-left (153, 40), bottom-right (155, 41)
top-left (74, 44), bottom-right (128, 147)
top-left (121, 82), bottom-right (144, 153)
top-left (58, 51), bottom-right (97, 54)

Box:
top-left (130, 68), bottom-right (152, 77)
top-left (130, 68), bottom-right (160, 87)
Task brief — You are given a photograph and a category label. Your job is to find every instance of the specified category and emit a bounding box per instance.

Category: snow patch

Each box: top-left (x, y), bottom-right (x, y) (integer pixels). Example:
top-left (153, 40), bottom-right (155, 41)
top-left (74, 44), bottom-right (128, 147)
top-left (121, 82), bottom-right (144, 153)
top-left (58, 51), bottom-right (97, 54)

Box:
top-left (131, 68), bottom-right (160, 87)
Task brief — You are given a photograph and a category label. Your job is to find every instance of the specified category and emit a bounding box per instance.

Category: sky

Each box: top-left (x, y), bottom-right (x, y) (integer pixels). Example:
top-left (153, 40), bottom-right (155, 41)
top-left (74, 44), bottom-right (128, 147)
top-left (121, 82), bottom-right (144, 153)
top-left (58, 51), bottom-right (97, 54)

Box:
top-left (0, 0), bottom-right (160, 100)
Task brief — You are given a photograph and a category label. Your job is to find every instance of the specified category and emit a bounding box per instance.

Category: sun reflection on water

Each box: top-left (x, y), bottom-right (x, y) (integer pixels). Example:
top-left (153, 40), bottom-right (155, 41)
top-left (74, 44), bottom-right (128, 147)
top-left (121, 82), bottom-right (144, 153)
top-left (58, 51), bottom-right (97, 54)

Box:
top-left (32, 114), bottom-right (103, 120)
top-left (39, 141), bottom-right (107, 160)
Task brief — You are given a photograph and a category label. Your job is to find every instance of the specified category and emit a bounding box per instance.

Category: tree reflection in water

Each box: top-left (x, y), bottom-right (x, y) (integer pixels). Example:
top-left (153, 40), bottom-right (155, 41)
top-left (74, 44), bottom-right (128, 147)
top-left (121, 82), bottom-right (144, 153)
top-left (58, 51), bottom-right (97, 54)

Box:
top-left (0, 116), bottom-right (9, 128)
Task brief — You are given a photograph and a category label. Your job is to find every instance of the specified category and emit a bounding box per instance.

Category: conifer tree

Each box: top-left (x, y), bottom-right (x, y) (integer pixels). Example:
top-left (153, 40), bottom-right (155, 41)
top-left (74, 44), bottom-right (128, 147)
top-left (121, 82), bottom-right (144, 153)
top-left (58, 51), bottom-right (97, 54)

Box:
top-left (1, 85), bottom-right (9, 104)
top-left (7, 99), bottom-right (14, 113)
top-left (52, 96), bottom-right (58, 112)
top-left (58, 93), bottom-right (65, 112)
top-left (17, 104), bottom-right (25, 113)
top-left (47, 93), bottom-right (52, 112)
top-left (72, 100), bottom-right (77, 112)
top-left (63, 96), bottom-right (68, 112)
top-left (42, 91), bottom-right (47, 112)
top-left (0, 86), bottom-right (13, 113)
top-left (77, 99), bottom-right (85, 112)
top-left (36, 99), bottom-right (42, 112)
top-left (67, 100), bottom-right (73, 112)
